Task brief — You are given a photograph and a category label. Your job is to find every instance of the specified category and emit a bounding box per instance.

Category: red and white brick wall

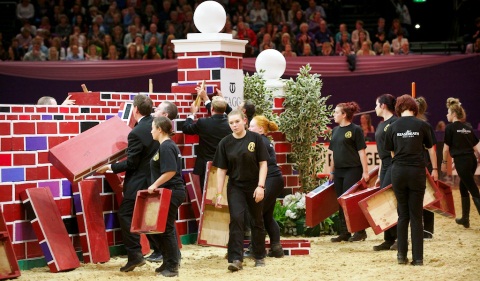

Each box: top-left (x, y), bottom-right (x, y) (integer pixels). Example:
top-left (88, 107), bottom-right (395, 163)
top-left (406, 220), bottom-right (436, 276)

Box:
top-left (0, 92), bottom-right (297, 261)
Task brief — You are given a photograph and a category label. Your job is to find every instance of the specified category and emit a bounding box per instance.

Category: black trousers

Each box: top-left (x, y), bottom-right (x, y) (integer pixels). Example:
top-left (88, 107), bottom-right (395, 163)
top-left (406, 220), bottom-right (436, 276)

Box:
top-left (454, 154), bottom-right (480, 198)
top-left (118, 198), bottom-right (142, 261)
top-left (153, 188), bottom-right (186, 270)
top-left (392, 164), bottom-right (425, 261)
top-left (379, 158), bottom-right (397, 242)
top-left (227, 183), bottom-right (266, 262)
top-left (333, 166), bottom-right (363, 235)
top-left (263, 174), bottom-right (284, 244)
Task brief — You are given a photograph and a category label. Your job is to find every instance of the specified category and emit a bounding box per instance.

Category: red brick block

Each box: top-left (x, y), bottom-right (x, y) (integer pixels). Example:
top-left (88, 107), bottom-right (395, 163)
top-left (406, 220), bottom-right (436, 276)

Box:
top-left (25, 240), bottom-right (43, 259)
top-left (184, 157), bottom-right (196, 170)
top-left (0, 153), bottom-right (12, 166)
top-left (11, 137), bottom-right (24, 151)
top-left (20, 187), bottom-right (80, 272)
top-left (187, 52), bottom-right (210, 57)
top-left (48, 116), bottom-right (131, 183)
top-left (2, 203), bottom-right (23, 222)
top-left (37, 122), bottom-right (58, 134)
top-left (13, 122), bottom-right (35, 135)
top-left (290, 249), bottom-right (310, 255)
top-left (14, 183), bottom-right (36, 201)
top-left (276, 154), bottom-right (286, 164)
top-left (37, 151), bottom-right (49, 164)
top-left (186, 70), bottom-right (211, 81)
top-left (178, 204), bottom-right (194, 221)
top-left (275, 143), bottom-right (291, 153)
top-left (13, 153), bottom-right (36, 165)
top-left (177, 71), bottom-right (185, 82)
top-left (0, 184), bottom-right (13, 203)
top-left (47, 107), bottom-right (59, 113)
top-left (59, 122), bottom-right (79, 134)
top-left (48, 136), bottom-right (70, 149)
top-left (286, 176), bottom-right (299, 187)
top-left (1, 138), bottom-right (12, 151)
top-left (171, 85), bottom-right (197, 94)
top-left (11, 106), bottom-right (23, 113)
top-left (274, 97), bottom-right (285, 108)
top-left (49, 165), bottom-right (66, 179)
top-left (175, 220), bottom-right (187, 236)
top-left (0, 122), bottom-right (10, 135)
top-left (55, 198), bottom-right (73, 217)
top-left (178, 58), bottom-right (197, 69)
top-left (179, 145), bottom-right (193, 157)
top-left (184, 134), bottom-right (199, 144)
top-left (12, 242), bottom-right (26, 260)
top-left (225, 57), bottom-right (239, 69)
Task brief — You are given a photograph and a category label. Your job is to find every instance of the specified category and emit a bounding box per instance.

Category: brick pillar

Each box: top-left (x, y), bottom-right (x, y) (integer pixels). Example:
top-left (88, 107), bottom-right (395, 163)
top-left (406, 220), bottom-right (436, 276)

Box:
top-left (172, 33), bottom-right (248, 108)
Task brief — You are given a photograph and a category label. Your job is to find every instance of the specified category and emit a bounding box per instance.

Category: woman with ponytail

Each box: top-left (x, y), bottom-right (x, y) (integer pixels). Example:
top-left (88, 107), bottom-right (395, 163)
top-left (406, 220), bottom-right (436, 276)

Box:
top-left (442, 98), bottom-right (480, 229)
top-left (249, 116), bottom-right (285, 258)
top-left (329, 102), bottom-right (370, 243)
top-left (147, 116), bottom-right (186, 277)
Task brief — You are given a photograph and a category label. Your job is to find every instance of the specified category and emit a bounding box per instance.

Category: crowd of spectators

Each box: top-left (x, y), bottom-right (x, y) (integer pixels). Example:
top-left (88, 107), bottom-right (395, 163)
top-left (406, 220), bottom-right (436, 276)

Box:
top-left (0, 0), bottom-right (478, 62)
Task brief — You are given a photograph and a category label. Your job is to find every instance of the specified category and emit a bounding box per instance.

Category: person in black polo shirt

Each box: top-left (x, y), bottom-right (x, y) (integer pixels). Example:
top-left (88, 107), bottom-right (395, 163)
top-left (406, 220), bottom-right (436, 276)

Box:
top-left (147, 116), bottom-right (186, 277)
top-left (213, 109), bottom-right (269, 272)
top-left (442, 97), bottom-right (480, 228)
top-left (385, 94), bottom-right (438, 266)
top-left (328, 102), bottom-right (370, 243)
top-left (373, 94), bottom-right (398, 251)
top-left (249, 115), bottom-right (285, 258)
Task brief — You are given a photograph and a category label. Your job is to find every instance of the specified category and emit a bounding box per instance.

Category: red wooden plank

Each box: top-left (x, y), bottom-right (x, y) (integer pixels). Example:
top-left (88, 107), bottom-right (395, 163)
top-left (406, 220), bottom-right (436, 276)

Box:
top-left (425, 180), bottom-right (456, 218)
top-left (48, 116), bottom-right (131, 183)
top-left (76, 180), bottom-right (110, 263)
top-left (338, 167), bottom-right (380, 233)
top-left (359, 170), bottom-right (443, 235)
top-left (305, 181), bottom-right (337, 227)
top-left (131, 189), bottom-right (172, 234)
top-left (20, 188), bottom-right (80, 272)
top-left (0, 210), bottom-right (21, 280)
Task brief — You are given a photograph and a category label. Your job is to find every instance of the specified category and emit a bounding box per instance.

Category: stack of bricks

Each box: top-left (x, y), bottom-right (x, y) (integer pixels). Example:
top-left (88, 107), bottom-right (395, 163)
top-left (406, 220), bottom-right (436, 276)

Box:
top-left (0, 92), bottom-right (297, 267)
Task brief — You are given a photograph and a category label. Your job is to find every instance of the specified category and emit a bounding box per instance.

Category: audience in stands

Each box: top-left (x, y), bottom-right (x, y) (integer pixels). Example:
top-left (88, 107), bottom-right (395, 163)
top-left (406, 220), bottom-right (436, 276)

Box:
top-left (1, 0), bottom-right (471, 62)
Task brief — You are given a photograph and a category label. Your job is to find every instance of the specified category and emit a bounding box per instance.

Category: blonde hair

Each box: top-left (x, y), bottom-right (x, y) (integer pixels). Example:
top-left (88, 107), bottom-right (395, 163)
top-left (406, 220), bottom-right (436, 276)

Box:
top-left (252, 115), bottom-right (278, 134)
top-left (446, 97), bottom-right (466, 120)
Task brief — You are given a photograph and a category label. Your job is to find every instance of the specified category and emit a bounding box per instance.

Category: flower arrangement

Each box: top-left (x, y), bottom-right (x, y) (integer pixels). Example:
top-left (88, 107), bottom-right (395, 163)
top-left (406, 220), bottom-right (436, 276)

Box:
top-left (274, 191), bottom-right (339, 236)
top-left (273, 192), bottom-right (306, 236)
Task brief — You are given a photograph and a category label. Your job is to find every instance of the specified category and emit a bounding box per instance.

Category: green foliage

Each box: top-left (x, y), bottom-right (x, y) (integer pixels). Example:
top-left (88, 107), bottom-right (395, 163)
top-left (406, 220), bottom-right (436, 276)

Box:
top-left (243, 70), bottom-right (277, 123)
top-left (278, 64), bottom-right (333, 192)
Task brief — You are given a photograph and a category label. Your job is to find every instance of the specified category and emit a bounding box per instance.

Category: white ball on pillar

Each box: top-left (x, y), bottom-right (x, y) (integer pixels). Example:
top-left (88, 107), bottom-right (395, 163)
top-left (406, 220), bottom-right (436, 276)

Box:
top-left (255, 49), bottom-right (286, 79)
top-left (193, 1), bottom-right (227, 33)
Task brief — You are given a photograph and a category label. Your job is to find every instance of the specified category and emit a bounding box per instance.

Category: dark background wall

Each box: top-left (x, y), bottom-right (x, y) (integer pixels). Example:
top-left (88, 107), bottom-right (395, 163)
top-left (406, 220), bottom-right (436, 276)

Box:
top-left (1, 56), bottom-right (479, 132)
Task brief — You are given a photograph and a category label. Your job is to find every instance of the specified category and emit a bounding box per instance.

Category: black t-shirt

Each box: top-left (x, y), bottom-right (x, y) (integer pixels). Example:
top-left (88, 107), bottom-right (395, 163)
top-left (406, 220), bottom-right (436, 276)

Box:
top-left (150, 139), bottom-right (184, 189)
top-left (385, 116), bottom-right (434, 167)
top-left (444, 121), bottom-right (479, 158)
top-left (329, 123), bottom-right (366, 168)
top-left (262, 135), bottom-right (282, 177)
top-left (422, 122), bottom-right (437, 168)
top-left (213, 131), bottom-right (269, 188)
top-left (375, 116), bottom-right (398, 160)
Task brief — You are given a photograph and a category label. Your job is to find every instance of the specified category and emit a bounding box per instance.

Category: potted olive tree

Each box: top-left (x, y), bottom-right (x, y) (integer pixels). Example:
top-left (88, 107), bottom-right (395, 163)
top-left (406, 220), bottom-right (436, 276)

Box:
top-left (279, 64), bottom-right (332, 193)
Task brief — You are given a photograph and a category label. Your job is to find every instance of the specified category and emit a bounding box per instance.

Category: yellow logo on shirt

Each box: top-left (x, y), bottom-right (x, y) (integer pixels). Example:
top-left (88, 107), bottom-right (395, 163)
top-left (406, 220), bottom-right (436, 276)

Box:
top-left (345, 131), bottom-right (352, 138)
top-left (153, 152), bottom-right (159, 161)
top-left (384, 124), bottom-right (390, 132)
top-left (248, 142), bottom-right (255, 152)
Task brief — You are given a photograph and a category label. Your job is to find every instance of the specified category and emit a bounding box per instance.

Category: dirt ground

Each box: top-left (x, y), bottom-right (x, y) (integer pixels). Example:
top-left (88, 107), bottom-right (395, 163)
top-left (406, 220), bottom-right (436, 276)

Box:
top-left (18, 187), bottom-right (480, 281)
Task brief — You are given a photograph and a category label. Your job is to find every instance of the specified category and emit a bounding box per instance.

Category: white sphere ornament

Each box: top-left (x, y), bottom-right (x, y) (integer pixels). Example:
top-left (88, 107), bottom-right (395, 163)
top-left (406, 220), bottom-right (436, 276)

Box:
top-left (255, 49), bottom-right (286, 79)
top-left (193, 1), bottom-right (226, 33)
